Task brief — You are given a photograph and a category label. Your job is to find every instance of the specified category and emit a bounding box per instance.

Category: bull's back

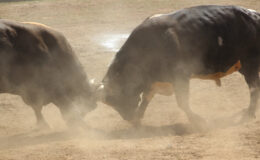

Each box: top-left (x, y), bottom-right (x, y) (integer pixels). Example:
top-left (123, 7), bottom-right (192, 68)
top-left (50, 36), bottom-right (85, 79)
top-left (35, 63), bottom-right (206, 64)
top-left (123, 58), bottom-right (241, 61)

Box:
top-left (137, 5), bottom-right (260, 77)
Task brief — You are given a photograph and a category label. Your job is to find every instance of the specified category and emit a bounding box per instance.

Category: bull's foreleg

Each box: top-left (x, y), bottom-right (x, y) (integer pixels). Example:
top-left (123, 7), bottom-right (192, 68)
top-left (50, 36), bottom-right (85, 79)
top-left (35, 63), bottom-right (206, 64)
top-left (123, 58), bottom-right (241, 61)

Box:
top-left (136, 90), bottom-right (154, 119)
top-left (173, 76), bottom-right (207, 129)
top-left (135, 82), bottom-right (175, 121)
top-left (130, 90), bottom-right (153, 126)
top-left (22, 94), bottom-right (50, 129)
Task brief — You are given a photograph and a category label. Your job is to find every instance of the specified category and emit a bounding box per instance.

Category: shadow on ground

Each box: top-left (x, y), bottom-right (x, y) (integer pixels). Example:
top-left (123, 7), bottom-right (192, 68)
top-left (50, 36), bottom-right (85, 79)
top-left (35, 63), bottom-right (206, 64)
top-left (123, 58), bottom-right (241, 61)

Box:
top-left (0, 123), bottom-right (195, 150)
top-left (0, 131), bottom-right (74, 150)
top-left (0, 112), bottom-right (243, 150)
top-left (106, 123), bottom-right (195, 139)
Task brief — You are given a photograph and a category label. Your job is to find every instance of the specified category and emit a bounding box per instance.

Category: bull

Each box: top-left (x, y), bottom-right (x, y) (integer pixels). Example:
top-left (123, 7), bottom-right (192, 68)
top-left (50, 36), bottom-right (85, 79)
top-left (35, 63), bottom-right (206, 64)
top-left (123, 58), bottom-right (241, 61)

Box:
top-left (0, 19), bottom-right (96, 129)
top-left (99, 5), bottom-right (260, 127)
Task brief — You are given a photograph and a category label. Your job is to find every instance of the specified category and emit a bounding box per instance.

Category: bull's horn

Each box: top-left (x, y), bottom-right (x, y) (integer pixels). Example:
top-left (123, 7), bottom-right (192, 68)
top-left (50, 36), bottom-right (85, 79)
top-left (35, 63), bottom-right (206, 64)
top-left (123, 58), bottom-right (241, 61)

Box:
top-left (89, 78), bottom-right (95, 84)
top-left (98, 84), bottom-right (104, 90)
top-left (95, 83), bottom-right (105, 101)
top-left (88, 78), bottom-right (97, 92)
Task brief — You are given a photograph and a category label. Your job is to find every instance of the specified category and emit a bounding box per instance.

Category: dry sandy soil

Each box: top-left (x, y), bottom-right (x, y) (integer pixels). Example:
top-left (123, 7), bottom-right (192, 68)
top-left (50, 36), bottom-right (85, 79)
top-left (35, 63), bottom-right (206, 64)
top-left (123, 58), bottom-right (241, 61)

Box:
top-left (1, 0), bottom-right (260, 159)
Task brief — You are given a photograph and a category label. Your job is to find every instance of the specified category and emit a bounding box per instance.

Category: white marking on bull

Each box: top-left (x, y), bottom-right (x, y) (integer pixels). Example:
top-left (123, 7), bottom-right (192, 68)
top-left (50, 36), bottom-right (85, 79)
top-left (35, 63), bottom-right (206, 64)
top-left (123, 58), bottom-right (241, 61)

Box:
top-left (248, 9), bottom-right (257, 13)
top-left (138, 92), bottom-right (144, 106)
top-left (218, 36), bottom-right (223, 46)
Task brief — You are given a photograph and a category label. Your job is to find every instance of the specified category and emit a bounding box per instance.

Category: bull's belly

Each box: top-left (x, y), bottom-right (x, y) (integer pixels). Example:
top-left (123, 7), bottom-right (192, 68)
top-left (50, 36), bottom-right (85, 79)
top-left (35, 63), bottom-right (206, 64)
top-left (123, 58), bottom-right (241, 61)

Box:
top-left (191, 60), bottom-right (241, 80)
top-left (145, 61), bottom-right (241, 100)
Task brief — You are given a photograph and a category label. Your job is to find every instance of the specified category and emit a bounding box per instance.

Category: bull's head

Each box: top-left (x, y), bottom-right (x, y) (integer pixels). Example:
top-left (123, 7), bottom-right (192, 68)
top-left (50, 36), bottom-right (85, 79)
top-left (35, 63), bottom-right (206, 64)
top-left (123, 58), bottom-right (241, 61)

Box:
top-left (72, 78), bottom-right (98, 117)
top-left (97, 54), bottom-right (145, 122)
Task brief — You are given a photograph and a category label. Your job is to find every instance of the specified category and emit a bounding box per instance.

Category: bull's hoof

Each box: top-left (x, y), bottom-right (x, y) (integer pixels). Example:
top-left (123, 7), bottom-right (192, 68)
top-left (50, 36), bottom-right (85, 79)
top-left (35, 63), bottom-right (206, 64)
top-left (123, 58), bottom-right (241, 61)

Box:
top-left (128, 112), bottom-right (144, 127)
top-left (130, 118), bottom-right (142, 128)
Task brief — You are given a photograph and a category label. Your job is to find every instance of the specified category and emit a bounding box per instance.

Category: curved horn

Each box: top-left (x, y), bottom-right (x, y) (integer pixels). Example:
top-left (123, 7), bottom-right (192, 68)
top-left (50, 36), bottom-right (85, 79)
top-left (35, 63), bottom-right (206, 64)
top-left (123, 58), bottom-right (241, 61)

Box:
top-left (87, 79), bottom-right (105, 101)
top-left (94, 82), bottom-right (105, 101)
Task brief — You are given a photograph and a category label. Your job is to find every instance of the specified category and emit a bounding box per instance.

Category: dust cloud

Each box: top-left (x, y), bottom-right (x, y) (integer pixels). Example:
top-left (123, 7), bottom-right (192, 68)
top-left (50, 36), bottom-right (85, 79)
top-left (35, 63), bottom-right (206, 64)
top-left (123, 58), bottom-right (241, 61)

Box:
top-left (0, 0), bottom-right (260, 160)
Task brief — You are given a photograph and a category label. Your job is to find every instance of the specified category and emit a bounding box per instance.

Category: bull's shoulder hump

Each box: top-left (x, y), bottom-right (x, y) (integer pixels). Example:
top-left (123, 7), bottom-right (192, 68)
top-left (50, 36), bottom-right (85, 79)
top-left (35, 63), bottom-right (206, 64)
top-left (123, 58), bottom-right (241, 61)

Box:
top-left (3, 20), bottom-right (70, 52)
top-left (0, 20), bottom-right (57, 36)
top-left (22, 22), bottom-right (52, 29)
top-left (21, 22), bottom-right (60, 35)
top-left (0, 19), bottom-right (50, 30)
top-left (21, 21), bottom-right (67, 41)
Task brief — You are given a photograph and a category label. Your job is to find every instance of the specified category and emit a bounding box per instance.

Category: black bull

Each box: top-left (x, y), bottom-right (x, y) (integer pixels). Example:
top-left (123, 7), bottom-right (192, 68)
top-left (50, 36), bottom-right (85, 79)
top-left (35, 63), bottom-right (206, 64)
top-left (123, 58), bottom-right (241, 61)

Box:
top-left (0, 20), bottom-right (96, 128)
top-left (100, 5), bottom-right (260, 125)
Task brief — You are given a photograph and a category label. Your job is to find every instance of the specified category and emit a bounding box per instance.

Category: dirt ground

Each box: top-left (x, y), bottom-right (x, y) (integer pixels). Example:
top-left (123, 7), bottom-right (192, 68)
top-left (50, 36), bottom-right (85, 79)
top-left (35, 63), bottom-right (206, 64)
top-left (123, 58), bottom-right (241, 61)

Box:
top-left (1, 0), bottom-right (260, 159)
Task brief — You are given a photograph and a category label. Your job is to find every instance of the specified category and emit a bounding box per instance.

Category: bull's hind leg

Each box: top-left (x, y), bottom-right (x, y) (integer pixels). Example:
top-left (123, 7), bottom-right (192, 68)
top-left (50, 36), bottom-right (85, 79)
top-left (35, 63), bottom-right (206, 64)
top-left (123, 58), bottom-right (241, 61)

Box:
top-left (173, 75), bottom-right (207, 129)
top-left (31, 105), bottom-right (49, 129)
top-left (239, 58), bottom-right (260, 122)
